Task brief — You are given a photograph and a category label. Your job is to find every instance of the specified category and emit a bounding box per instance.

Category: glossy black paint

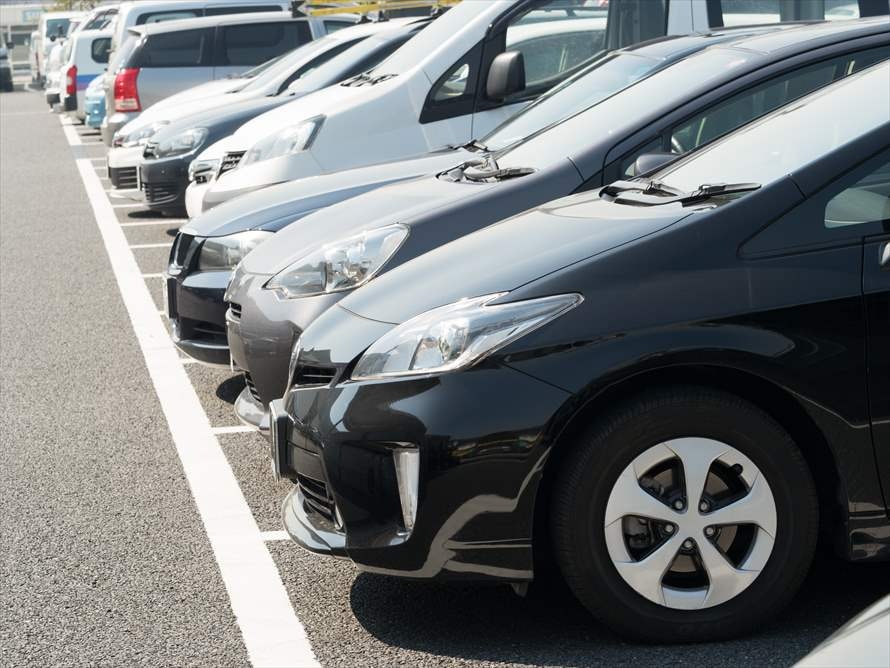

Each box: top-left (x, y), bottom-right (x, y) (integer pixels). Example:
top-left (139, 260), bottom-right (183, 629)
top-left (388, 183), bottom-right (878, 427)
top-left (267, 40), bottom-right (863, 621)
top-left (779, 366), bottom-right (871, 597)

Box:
top-left (231, 20), bottom-right (890, 413)
top-left (281, 122), bottom-right (890, 580)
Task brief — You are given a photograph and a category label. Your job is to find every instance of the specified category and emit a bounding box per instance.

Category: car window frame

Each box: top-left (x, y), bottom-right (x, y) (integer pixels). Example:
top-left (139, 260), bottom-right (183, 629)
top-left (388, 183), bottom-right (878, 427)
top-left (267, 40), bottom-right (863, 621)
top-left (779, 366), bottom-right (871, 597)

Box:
top-left (214, 20), bottom-right (311, 68)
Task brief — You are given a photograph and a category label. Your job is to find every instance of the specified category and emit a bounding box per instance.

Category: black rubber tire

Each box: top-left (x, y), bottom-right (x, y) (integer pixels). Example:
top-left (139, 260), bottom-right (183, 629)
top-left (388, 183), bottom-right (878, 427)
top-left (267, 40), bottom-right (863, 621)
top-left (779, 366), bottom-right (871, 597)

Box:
top-left (550, 386), bottom-right (818, 643)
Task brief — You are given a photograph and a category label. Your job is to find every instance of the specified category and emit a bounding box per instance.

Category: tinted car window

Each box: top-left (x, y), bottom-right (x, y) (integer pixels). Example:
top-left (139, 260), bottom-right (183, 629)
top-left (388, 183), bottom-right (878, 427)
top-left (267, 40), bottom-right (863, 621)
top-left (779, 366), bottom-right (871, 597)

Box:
top-left (323, 20), bottom-right (355, 33)
top-left (658, 64), bottom-right (889, 192)
top-left (205, 5), bottom-right (282, 15)
top-left (91, 37), bottom-right (111, 64)
top-left (139, 29), bottom-right (209, 67)
top-left (137, 11), bottom-right (200, 25)
top-left (46, 18), bottom-right (71, 38)
top-left (825, 159), bottom-right (890, 228)
top-left (219, 22), bottom-right (310, 66)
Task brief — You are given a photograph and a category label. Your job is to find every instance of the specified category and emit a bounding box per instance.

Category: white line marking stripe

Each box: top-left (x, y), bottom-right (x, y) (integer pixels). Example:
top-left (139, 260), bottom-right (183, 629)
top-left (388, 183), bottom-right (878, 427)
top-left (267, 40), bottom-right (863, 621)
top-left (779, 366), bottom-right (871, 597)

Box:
top-left (120, 221), bottom-right (182, 228)
top-left (260, 531), bottom-right (291, 542)
top-left (130, 242), bottom-right (173, 250)
top-left (63, 120), bottom-right (318, 668)
top-left (141, 273), bottom-right (165, 279)
top-left (212, 426), bottom-right (258, 435)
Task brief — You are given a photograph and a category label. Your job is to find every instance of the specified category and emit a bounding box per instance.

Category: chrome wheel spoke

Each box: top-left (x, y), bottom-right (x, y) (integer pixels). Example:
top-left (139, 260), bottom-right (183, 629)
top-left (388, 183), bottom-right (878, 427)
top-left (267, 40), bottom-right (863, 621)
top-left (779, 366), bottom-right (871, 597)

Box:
top-left (708, 474), bottom-right (777, 537)
top-left (613, 533), bottom-right (683, 605)
top-left (665, 438), bottom-right (729, 509)
top-left (698, 534), bottom-right (760, 607)
top-left (605, 465), bottom-right (677, 526)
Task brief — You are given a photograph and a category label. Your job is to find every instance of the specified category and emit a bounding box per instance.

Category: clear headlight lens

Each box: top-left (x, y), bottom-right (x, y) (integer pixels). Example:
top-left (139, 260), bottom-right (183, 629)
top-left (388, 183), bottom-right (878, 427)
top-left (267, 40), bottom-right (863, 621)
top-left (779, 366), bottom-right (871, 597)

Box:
top-left (351, 293), bottom-right (582, 381)
top-left (265, 224), bottom-right (408, 299)
top-left (198, 230), bottom-right (273, 271)
top-left (120, 121), bottom-right (168, 147)
top-left (241, 116), bottom-right (324, 167)
top-left (155, 127), bottom-right (208, 158)
top-left (188, 158), bottom-right (220, 183)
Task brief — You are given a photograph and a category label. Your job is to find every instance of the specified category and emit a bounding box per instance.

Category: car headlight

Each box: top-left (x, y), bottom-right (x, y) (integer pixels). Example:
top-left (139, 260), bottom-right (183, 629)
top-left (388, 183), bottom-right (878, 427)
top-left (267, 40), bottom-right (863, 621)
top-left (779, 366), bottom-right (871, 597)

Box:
top-left (120, 121), bottom-right (168, 148)
top-left (155, 127), bottom-right (208, 159)
top-left (265, 224), bottom-right (408, 299)
top-left (240, 116), bottom-right (324, 167)
top-left (198, 230), bottom-right (273, 271)
top-left (351, 293), bottom-right (582, 381)
top-left (188, 157), bottom-right (220, 184)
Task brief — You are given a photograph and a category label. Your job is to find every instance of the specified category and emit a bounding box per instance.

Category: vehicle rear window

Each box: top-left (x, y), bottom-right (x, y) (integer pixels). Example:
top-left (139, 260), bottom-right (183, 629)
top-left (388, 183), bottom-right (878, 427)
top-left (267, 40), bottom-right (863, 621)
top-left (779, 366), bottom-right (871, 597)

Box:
top-left (218, 22), bottom-right (311, 66)
top-left (91, 37), bottom-right (111, 64)
top-left (45, 18), bottom-right (71, 38)
top-left (138, 29), bottom-right (210, 67)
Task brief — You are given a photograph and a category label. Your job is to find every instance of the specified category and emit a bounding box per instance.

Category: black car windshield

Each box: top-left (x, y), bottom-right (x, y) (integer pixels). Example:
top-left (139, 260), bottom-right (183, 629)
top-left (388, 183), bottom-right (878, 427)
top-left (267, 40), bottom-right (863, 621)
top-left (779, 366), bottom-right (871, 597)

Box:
top-left (655, 62), bottom-right (890, 194)
top-left (483, 52), bottom-right (659, 152)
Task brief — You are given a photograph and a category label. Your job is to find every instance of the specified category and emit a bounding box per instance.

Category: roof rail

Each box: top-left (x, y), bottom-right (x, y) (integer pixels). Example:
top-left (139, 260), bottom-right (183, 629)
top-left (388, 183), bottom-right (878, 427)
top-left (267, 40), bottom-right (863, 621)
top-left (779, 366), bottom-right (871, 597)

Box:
top-left (291, 0), bottom-right (460, 18)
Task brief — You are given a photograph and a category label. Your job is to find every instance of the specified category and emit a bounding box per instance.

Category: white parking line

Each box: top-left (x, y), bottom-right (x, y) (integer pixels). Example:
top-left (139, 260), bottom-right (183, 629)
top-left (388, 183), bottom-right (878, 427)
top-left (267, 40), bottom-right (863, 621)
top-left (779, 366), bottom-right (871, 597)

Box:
top-left (141, 273), bottom-right (165, 279)
top-left (130, 242), bottom-right (173, 250)
top-left (260, 531), bottom-right (290, 542)
top-left (112, 202), bottom-right (145, 209)
top-left (211, 426), bottom-right (257, 435)
top-left (63, 119), bottom-right (318, 667)
top-left (120, 221), bottom-right (182, 228)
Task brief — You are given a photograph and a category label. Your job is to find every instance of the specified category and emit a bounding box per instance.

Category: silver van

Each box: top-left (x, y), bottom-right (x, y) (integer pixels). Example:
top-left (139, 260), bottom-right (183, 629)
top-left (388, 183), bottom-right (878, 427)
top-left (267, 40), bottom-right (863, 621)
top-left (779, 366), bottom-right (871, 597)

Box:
top-left (103, 11), bottom-right (351, 147)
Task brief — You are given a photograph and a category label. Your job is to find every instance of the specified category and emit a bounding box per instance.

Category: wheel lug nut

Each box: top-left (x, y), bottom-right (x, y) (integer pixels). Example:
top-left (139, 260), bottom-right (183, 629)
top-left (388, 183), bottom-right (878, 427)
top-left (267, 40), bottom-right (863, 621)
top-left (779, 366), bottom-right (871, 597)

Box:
top-left (704, 526), bottom-right (715, 537)
top-left (682, 539), bottom-right (694, 550)
top-left (699, 501), bottom-right (709, 512)
top-left (673, 500), bottom-right (684, 510)
top-left (664, 524), bottom-right (675, 534)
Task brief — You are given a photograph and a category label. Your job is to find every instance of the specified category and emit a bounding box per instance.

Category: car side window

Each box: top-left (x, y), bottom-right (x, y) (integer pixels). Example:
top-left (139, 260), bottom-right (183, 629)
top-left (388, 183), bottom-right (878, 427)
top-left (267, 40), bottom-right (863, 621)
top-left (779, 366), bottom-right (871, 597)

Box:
top-left (825, 160), bottom-right (890, 229)
top-left (219, 22), bottom-right (311, 67)
top-left (504, 0), bottom-right (608, 100)
top-left (138, 11), bottom-right (200, 25)
top-left (614, 47), bottom-right (889, 178)
top-left (91, 37), bottom-right (110, 64)
top-left (139, 29), bottom-right (209, 67)
top-left (323, 20), bottom-right (355, 33)
top-left (205, 6), bottom-right (282, 16)
top-left (432, 61), bottom-right (471, 102)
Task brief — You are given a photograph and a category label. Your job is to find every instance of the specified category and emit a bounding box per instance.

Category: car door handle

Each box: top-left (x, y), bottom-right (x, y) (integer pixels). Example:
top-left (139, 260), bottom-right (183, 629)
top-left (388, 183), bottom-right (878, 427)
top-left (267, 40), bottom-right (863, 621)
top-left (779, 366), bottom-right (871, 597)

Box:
top-left (881, 242), bottom-right (890, 270)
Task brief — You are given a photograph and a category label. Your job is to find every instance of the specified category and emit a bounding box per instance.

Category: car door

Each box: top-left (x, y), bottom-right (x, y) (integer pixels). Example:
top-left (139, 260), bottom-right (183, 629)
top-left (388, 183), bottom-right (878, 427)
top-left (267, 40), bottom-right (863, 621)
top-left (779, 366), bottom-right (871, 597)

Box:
top-left (136, 28), bottom-right (213, 108)
top-left (213, 21), bottom-right (311, 80)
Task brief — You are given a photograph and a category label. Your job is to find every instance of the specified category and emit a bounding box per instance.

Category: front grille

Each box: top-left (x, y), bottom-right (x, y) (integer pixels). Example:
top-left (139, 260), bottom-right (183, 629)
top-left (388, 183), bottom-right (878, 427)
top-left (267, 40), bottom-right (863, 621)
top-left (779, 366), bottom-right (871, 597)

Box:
top-left (243, 372), bottom-right (262, 402)
top-left (293, 364), bottom-right (336, 387)
top-left (171, 233), bottom-right (194, 266)
top-left (219, 151), bottom-right (245, 177)
top-left (296, 472), bottom-right (336, 523)
top-left (144, 181), bottom-right (179, 204)
top-left (143, 142), bottom-right (158, 160)
top-left (228, 302), bottom-right (242, 319)
top-left (109, 165), bottom-right (137, 189)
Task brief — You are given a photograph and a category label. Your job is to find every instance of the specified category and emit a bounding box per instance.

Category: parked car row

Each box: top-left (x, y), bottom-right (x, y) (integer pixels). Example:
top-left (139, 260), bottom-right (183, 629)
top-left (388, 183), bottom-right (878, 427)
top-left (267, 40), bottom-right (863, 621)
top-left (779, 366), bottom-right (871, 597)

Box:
top-left (50, 0), bottom-right (890, 651)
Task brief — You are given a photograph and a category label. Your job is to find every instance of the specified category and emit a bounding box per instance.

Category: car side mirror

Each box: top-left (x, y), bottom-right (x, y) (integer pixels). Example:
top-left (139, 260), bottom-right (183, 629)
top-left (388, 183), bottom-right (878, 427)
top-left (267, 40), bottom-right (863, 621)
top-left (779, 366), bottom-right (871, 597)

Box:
top-left (633, 152), bottom-right (676, 176)
top-left (49, 35), bottom-right (57, 42)
top-left (486, 50), bottom-right (525, 101)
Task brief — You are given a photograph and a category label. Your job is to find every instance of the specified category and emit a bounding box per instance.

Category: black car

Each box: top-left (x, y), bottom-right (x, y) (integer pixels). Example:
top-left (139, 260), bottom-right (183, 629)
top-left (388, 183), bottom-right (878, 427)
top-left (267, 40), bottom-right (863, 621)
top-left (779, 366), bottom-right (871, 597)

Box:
top-left (271, 63), bottom-right (890, 642)
top-left (225, 18), bottom-right (890, 430)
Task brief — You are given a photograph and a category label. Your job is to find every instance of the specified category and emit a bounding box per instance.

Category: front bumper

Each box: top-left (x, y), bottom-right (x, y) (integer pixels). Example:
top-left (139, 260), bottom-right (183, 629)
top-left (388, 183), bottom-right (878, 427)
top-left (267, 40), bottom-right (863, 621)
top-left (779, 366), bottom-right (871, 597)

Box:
top-left (104, 111), bottom-right (136, 147)
top-left (85, 100), bottom-right (104, 128)
top-left (276, 358), bottom-right (570, 581)
top-left (140, 154), bottom-right (189, 213)
top-left (202, 151), bottom-right (323, 210)
top-left (225, 270), bottom-right (343, 408)
top-left (165, 235), bottom-right (232, 367)
top-left (185, 180), bottom-right (212, 218)
top-left (107, 145), bottom-right (143, 190)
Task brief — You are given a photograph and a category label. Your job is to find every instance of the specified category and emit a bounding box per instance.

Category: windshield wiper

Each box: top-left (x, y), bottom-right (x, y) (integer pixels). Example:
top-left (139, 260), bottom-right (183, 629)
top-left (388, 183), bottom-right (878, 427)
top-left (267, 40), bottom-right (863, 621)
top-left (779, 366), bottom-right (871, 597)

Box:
top-left (601, 180), bottom-right (760, 206)
top-left (341, 72), bottom-right (397, 87)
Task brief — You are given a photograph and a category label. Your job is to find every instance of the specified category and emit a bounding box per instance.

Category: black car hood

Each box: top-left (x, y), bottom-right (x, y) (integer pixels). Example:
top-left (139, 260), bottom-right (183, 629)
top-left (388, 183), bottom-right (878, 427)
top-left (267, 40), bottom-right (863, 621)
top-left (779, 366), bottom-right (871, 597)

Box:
top-left (183, 151), bottom-right (466, 239)
top-left (339, 191), bottom-right (696, 324)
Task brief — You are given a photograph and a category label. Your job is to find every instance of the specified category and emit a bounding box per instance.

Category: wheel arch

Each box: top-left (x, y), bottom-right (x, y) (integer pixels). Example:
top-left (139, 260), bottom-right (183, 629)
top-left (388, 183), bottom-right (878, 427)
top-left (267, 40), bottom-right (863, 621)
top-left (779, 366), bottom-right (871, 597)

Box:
top-left (532, 363), bottom-right (844, 571)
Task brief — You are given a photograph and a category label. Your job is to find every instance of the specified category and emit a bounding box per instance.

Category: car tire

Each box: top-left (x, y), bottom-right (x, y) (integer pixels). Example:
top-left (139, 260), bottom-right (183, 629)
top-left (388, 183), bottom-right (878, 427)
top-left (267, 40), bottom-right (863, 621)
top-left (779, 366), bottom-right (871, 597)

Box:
top-left (550, 385), bottom-right (818, 642)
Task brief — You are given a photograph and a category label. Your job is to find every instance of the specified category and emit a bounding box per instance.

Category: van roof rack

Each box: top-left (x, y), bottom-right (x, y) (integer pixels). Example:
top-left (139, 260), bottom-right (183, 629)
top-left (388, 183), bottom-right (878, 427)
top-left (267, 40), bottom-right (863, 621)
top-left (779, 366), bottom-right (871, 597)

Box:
top-left (291, 0), bottom-right (460, 19)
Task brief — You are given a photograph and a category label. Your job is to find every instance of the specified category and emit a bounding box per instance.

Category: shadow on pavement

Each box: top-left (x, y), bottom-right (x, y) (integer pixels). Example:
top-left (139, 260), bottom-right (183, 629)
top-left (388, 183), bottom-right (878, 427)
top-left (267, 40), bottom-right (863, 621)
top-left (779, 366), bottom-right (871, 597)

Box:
top-left (348, 549), bottom-right (890, 667)
top-left (216, 375), bottom-right (245, 405)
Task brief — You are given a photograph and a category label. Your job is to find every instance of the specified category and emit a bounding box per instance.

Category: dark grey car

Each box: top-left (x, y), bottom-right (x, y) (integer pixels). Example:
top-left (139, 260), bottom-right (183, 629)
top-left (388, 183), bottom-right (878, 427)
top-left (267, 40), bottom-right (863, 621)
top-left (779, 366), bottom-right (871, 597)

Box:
top-left (222, 19), bottom-right (889, 430)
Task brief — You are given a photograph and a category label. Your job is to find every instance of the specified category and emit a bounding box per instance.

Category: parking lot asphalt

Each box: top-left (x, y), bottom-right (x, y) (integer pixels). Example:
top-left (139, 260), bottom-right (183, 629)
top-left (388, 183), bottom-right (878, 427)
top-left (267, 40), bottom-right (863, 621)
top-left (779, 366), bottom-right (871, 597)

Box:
top-left (1, 88), bottom-right (888, 667)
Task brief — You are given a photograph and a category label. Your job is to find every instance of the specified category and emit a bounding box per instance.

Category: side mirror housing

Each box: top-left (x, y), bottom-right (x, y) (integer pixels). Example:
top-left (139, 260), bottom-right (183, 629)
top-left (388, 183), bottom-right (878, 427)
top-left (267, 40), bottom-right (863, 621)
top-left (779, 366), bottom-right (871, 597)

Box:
top-left (486, 50), bottom-right (525, 101)
top-left (49, 35), bottom-right (57, 42)
top-left (633, 152), bottom-right (677, 176)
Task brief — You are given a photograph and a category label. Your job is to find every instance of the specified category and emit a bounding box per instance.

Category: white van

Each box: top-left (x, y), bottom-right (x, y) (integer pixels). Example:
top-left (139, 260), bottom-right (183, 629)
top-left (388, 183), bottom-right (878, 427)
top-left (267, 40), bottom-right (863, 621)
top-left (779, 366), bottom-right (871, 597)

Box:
top-left (60, 28), bottom-right (113, 121)
top-left (34, 11), bottom-right (84, 85)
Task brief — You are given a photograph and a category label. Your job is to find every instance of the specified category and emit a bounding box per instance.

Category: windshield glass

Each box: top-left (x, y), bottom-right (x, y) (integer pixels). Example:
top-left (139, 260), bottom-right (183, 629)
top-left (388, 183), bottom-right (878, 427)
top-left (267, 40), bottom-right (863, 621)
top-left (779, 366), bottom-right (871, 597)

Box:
top-left (239, 36), bottom-right (345, 93)
top-left (484, 52), bottom-right (660, 151)
top-left (657, 63), bottom-right (890, 192)
top-left (46, 18), bottom-right (72, 38)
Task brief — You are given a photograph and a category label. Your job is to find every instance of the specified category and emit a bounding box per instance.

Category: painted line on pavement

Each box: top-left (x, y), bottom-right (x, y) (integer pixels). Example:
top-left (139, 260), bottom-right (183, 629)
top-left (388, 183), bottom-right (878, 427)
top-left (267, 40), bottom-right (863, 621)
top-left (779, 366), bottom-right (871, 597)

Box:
top-left (211, 426), bottom-right (257, 435)
top-left (141, 273), bottom-right (165, 279)
top-left (260, 531), bottom-right (291, 542)
top-left (120, 221), bottom-right (182, 228)
top-left (130, 242), bottom-right (173, 250)
top-left (61, 118), bottom-right (318, 668)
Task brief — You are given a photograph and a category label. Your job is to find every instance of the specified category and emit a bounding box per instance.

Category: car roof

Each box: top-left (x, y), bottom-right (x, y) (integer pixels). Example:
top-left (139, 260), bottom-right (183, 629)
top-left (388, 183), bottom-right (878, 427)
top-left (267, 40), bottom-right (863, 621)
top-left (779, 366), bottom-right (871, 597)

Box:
top-left (128, 11), bottom-right (308, 36)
